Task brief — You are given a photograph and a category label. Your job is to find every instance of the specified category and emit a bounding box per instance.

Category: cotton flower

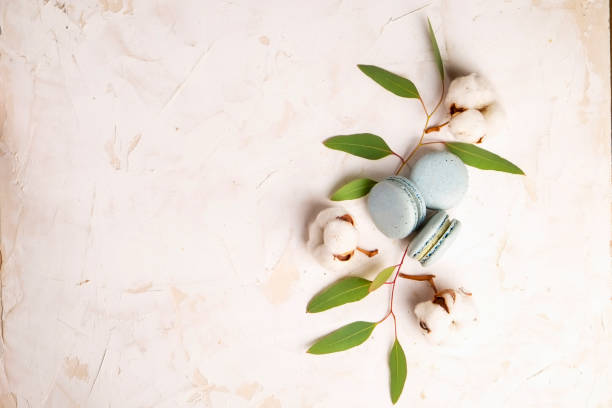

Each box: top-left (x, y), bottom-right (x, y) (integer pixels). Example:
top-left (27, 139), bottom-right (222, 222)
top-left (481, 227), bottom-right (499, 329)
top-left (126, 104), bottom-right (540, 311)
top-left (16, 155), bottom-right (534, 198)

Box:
top-left (414, 295), bottom-right (454, 344)
top-left (323, 218), bottom-right (358, 255)
top-left (448, 109), bottom-right (486, 143)
top-left (481, 102), bottom-right (505, 139)
top-left (445, 73), bottom-right (495, 111)
top-left (445, 73), bottom-right (505, 143)
top-left (414, 288), bottom-right (478, 345)
top-left (307, 207), bottom-right (378, 271)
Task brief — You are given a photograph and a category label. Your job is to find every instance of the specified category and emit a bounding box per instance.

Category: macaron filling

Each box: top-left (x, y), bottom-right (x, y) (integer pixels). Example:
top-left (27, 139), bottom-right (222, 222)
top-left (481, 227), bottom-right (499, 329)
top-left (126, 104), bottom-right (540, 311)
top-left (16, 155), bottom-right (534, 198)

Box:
top-left (419, 220), bottom-right (458, 265)
top-left (409, 211), bottom-right (461, 266)
top-left (412, 216), bottom-right (452, 262)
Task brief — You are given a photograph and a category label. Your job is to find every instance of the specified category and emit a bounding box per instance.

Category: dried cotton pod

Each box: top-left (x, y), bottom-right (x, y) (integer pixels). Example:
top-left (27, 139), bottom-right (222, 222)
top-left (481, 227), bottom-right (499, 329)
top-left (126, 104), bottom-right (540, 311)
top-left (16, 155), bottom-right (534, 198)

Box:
top-left (445, 73), bottom-right (504, 143)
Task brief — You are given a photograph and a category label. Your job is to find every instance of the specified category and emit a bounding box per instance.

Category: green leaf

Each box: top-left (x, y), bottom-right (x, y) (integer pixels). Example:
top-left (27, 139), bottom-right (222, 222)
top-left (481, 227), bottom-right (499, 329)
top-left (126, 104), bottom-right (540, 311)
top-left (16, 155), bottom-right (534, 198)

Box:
top-left (389, 339), bottom-right (407, 404)
top-left (307, 277), bottom-right (371, 313)
top-left (357, 65), bottom-right (420, 98)
top-left (323, 134), bottom-right (394, 160)
top-left (307, 321), bottom-right (376, 354)
top-left (427, 18), bottom-right (444, 81)
top-left (331, 178), bottom-right (378, 201)
top-left (369, 266), bottom-right (396, 292)
top-left (445, 142), bottom-right (525, 175)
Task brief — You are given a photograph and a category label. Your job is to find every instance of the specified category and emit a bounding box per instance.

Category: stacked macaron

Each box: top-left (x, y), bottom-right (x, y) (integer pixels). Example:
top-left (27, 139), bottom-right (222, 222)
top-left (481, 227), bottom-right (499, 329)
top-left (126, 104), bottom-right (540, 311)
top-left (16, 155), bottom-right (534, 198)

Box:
top-left (408, 211), bottom-right (461, 266)
top-left (367, 150), bottom-right (468, 266)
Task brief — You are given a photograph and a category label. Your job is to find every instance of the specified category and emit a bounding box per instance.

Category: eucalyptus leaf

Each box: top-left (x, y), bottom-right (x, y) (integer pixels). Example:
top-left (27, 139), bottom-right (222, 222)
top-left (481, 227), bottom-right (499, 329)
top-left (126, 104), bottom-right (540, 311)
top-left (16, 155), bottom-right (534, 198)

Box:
top-left (307, 277), bottom-right (371, 313)
top-left (427, 18), bottom-right (444, 81)
top-left (357, 65), bottom-right (420, 98)
top-left (389, 339), bottom-right (407, 404)
top-left (307, 321), bottom-right (376, 355)
top-left (445, 142), bottom-right (525, 174)
top-left (331, 178), bottom-right (378, 201)
top-left (369, 266), bottom-right (396, 292)
top-left (323, 133), bottom-right (394, 160)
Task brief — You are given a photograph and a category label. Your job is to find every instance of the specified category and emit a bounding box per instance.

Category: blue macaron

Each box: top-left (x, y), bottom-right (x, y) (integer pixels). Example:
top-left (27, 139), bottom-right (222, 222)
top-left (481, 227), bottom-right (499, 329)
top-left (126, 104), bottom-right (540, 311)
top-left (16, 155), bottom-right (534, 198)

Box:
top-left (409, 151), bottom-right (468, 210)
top-left (367, 176), bottom-right (426, 239)
top-left (408, 211), bottom-right (461, 266)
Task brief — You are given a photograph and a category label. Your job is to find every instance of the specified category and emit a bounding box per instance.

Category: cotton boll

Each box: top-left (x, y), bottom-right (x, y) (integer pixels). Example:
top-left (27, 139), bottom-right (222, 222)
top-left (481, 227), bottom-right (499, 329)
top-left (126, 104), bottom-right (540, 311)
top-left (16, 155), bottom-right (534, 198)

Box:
top-left (307, 207), bottom-right (347, 252)
top-left (445, 73), bottom-right (495, 111)
top-left (446, 291), bottom-right (479, 344)
top-left (307, 207), bottom-right (378, 272)
top-left (323, 219), bottom-right (358, 255)
top-left (312, 244), bottom-right (338, 271)
top-left (451, 292), bottom-right (478, 328)
top-left (448, 109), bottom-right (487, 143)
top-left (414, 290), bottom-right (479, 345)
top-left (481, 102), bottom-right (506, 139)
top-left (414, 298), bottom-right (454, 345)
top-left (308, 207), bottom-right (353, 270)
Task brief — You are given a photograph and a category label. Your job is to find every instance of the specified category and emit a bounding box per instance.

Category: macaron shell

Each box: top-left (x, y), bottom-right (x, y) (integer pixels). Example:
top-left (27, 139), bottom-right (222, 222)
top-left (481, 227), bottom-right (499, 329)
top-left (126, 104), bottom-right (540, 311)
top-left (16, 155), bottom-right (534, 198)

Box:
top-left (409, 151), bottom-right (468, 210)
top-left (420, 219), bottom-right (461, 266)
top-left (408, 211), bottom-right (450, 259)
top-left (367, 177), bottom-right (425, 239)
top-left (385, 176), bottom-right (427, 227)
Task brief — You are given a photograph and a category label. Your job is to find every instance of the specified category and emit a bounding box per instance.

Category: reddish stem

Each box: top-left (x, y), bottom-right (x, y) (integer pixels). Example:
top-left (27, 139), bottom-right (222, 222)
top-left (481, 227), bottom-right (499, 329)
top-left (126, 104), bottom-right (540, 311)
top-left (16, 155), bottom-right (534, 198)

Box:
top-left (418, 96), bottom-right (429, 117)
top-left (394, 75), bottom-right (446, 175)
top-left (391, 151), bottom-right (406, 165)
top-left (376, 244), bottom-right (410, 338)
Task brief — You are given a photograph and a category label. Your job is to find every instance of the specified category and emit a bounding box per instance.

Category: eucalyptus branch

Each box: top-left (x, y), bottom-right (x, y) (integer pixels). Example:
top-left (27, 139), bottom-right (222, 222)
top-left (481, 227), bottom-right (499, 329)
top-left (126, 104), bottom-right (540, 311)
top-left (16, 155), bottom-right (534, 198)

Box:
top-left (394, 78), bottom-right (447, 175)
top-left (309, 17), bottom-right (525, 407)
